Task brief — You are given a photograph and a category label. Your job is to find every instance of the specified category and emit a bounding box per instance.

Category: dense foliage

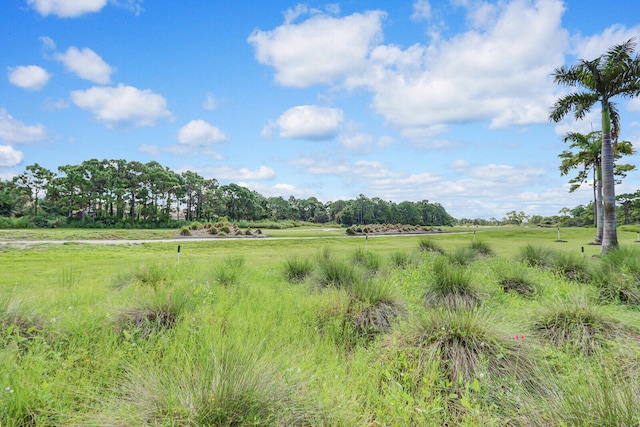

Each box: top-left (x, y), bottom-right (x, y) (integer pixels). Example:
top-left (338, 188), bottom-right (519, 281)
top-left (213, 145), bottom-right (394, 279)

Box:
top-left (0, 159), bottom-right (456, 228)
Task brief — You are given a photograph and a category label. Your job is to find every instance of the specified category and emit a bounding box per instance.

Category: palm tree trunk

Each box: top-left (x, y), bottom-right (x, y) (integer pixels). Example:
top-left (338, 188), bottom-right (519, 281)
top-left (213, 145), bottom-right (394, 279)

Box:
top-left (594, 166), bottom-right (603, 244)
top-left (600, 104), bottom-right (618, 253)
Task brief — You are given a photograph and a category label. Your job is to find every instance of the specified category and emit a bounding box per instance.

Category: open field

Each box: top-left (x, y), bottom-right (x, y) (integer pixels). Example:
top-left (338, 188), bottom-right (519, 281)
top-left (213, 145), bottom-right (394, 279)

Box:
top-left (1, 226), bottom-right (639, 426)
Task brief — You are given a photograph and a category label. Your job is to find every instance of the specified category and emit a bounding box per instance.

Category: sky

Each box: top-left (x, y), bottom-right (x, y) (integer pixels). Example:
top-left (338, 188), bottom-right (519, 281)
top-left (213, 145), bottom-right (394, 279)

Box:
top-left (1, 0), bottom-right (639, 220)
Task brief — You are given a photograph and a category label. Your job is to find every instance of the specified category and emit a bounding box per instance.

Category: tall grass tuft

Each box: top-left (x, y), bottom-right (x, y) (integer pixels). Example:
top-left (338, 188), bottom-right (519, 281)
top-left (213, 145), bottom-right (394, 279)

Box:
top-left (418, 237), bottom-right (445, 254)
top-left (470, 240), bottom-right (494, 257)
top-left (550, 251), bottom-right (591, 282)
top-left (446, 246), bottom-right (479, 266)
top-left (389, 251), bottom-right (412, 269)
top-left (532, 293), bottom-right (620, 355)
top-left (518, 243), bottom-right (555, 268)
top-left (214, 255), bottom-right (246, 286)
top-left (350, 247), bottom-right (382, 275)
top-left (115, 285), bottom-right (194, 338)
top-left (496, 263), bottom-right (538, 296)
top-left (386, 308), bottom-right (537, 386)
top-left (114, 334), bottom-right (324, 426)
top-left (347, 279), bottom-right (404, 341)
top-left (317, 255), bottom-right (360, 290)
top-left (591, 246), bottom-right (640, 304)
top-left (423, 257), bottom-right (481, 309)
top-left (282, 256), bottom-right (314, 283)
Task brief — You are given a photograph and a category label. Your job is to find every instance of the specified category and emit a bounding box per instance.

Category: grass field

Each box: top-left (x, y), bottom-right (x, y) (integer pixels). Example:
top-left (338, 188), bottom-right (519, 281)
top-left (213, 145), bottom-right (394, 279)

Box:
top-left (1, 226), bottom-right (639, 426)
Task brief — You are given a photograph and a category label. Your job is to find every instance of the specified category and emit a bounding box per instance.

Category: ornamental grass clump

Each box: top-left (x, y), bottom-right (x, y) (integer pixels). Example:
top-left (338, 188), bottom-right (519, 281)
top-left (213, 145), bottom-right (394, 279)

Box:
top-left (115, 286), bottom-right (193, 338)
top-left (385, 308), bottom-right (536, 386)
top-left (350, 247), bottom-right (382, 275)
top-left (0, 296), bottom-right (46, 342)
top-left (282, 256), bottom-right (314, 283)
top-left (347, 279), bottom-right (404, 341)
top-left (591, 246), bottom-right (640, 304)
top-left (418, 237), bottom-right (445, 254)
top-left (423, 256), bottom-right (481, 310)
top-left (115, 334), bottom-right (324, 426)
top-left (446, 246), bottom-right (479, 266)
top-left (214, 255), bottom-right (245, 286)
top-left (316, 254), bottom-right (360, 290)
top-left (470, 239), bottom-right (494, 257)
top-left (518, 243), bottom-right (555, 268)
top-left (389, 251), bottom-right (412, 269)
top-left (532, 293), bottom-right (620, 355)
top-left (550, 251), bottom-right (591, 282)
top-left (497, 263), bottom-right (538, 296)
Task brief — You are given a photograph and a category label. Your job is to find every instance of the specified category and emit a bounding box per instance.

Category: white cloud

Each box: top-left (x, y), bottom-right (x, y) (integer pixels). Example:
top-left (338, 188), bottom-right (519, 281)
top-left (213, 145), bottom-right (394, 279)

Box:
top-left (177, 120), bottom-right (227, 145)
top-left (276, 105), bottom-right (344, 140)
top-left (248, 10), bottom-right (385, 87)
top-left (251, 0), bottom-right (568, 135)
top-left (42, 98), bottom-right (69, 111)
top-left (411, 0), bottom-right (431, 21)
top-left (242, 182), bottom-right (312, 198)
top-left (27, 0), bottom-right (107, 17)
top-left (71, 84), bottom-right (172, 128)
top-left (572, 24), bottom-right (640, 61)
top-left (55, 47), bottom-right (114, 84)
top-left (202, 94), bottom-right (217, 110)
top-left (0, 145), bottom-right (24, 167)
top-left (628, 98), bottom-right (640, 113)
top-left (39, 36), bottom-right (56, 50)
top-left (339, 132), bottom-right (373, 153)
top-left (194, 165), bottom-right (276, 181)
top-left (8, 65), bottom-right (51, 91)
top-left (0, 108), bottom-right (48, 144)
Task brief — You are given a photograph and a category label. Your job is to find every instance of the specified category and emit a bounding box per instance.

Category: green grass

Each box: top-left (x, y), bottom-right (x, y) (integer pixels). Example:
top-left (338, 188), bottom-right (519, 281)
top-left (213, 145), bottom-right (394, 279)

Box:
top-left (0, 227), bottom-right (639, 426)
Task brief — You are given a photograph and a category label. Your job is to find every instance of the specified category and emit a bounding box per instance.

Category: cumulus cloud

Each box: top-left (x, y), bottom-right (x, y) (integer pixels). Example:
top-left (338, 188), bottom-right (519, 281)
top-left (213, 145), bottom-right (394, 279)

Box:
top-left (571, 24), bottom-right (640, 61)
top-left (193, 165), bottom-right (276, 181)
top-left (71, 84), bottom-right (172, 128)
top-left (339, 132), bottom-right (374, 153)
top-left (27, 0), bottom-right (107, 17)
top-left (411, 0), bottom-right (432, 21)
top-left (0, 108), bottom-right (48, 144)
top-left (55, 47), bottom-right (114, 84)
top-left (250, 0), bottom-right (568, 134)
top-left (177, 120), bottom-right (227, 145)
top-left (202, 94), bottom-right (217, 110)
top-left (248, 10), bottom-right (385, 87)
top-left (275, 105), bottom-right (344, 140)
top-left (0, 145), bottom-right (24, 167)
top-left (8, 65), bottom-right (51, 91)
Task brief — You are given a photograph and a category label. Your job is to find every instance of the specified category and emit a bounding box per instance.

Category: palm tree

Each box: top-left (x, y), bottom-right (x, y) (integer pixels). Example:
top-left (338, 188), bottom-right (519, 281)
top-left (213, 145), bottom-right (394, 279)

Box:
top-left (550, 38), bottom-right (640, 253)
top-left (559, 131), bottom-right (635, 244)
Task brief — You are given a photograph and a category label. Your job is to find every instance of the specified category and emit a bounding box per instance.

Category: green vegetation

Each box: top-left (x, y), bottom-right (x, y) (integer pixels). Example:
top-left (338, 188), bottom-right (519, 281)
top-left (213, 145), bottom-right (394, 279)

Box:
top-left (1, 227), bottom-right (639, 425)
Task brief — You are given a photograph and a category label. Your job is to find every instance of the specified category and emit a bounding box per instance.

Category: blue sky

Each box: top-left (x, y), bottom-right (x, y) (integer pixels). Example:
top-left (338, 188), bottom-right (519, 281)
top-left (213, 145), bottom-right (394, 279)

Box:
top-left (1, 0), bottom-right (639, 219)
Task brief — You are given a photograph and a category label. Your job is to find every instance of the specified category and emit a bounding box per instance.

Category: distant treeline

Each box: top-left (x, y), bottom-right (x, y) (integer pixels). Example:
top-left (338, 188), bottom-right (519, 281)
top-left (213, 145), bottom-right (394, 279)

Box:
top-left (0, 159), bottom-right (456, 228)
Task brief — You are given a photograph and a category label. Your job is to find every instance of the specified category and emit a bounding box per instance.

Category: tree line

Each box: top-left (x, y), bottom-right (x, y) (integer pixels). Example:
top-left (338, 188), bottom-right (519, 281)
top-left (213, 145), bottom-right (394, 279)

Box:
top-left (0, 159), bottom-right (456, 228)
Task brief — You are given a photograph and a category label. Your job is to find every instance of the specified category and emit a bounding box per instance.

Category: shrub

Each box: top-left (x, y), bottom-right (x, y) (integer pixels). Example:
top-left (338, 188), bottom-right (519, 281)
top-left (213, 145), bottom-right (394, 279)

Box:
top-left (423, 257), bottom-right (481, 309)
top-left (179, 226), bottom-right (192, 236)
top-left (190, 221), bottom-right (203, 230)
